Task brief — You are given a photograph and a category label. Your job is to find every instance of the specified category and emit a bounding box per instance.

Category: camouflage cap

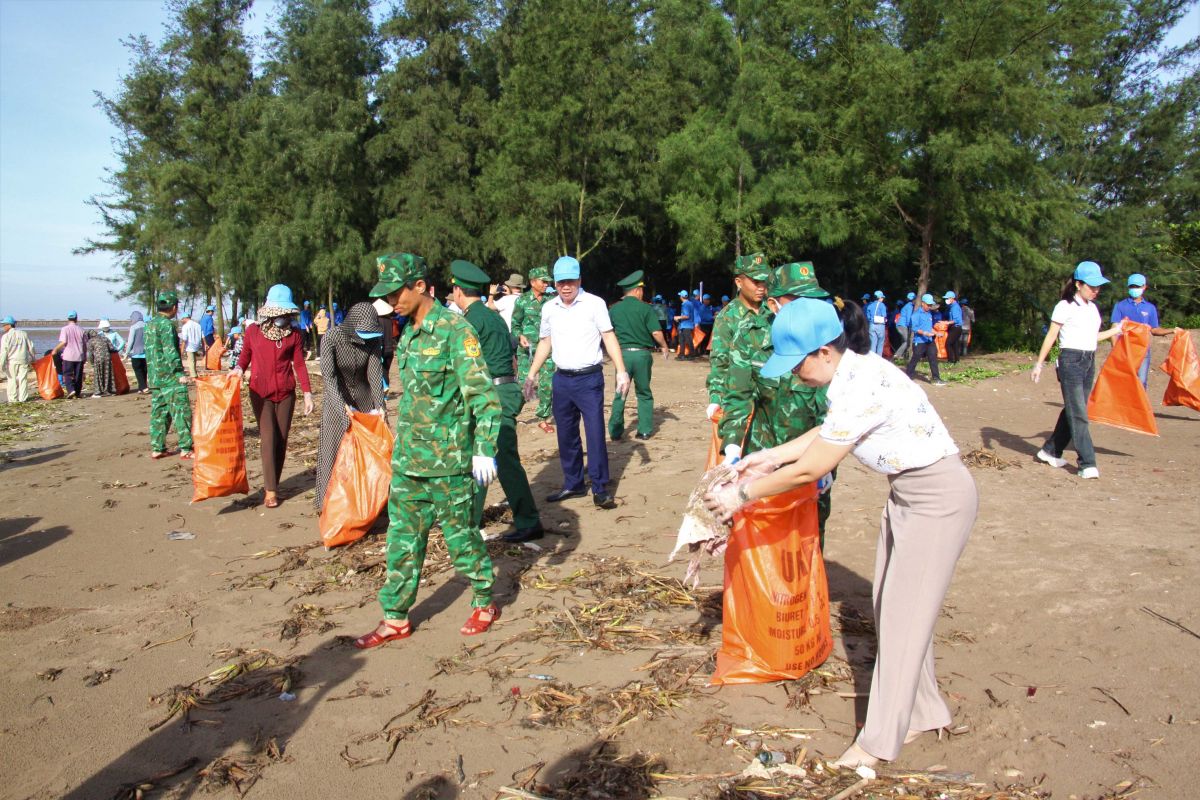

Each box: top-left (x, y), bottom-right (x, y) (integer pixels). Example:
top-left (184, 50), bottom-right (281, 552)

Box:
top-left (529, 266), bottom-right (551, 282)
top-left (156, 289), bottom-right (179, 306)
top-left (450, 259), bottom-right (491, 292)
top-left (370, 253), bottom-right (427, 297)
top-left (734, 252), bottom-right (770, 281)
top-left (769, 261), bottom-right (830, 300)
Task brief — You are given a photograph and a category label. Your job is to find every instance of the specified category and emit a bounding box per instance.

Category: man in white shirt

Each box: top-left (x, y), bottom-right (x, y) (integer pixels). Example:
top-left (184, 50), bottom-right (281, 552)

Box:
top-left (524, 256), bottom-right (630, 510)
top-left (493, 273), bottom-right (524, 330)
top-left (178, 313), bottom-right (204, 377)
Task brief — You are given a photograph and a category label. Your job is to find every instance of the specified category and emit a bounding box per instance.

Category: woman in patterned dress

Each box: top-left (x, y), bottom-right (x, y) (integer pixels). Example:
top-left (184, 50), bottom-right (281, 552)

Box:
top-left (86, 323), bottom-right (117, 397)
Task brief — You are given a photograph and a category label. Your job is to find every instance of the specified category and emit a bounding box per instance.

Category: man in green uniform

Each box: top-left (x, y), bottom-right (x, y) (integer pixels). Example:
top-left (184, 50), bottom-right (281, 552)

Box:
top-left (607, 270), bottom-right (670, 441)
top-left (707, 253), bottom-right (771, 460)
top-left (449, 259), bottom-right (544, 544)
top-left (353, 253), bottom-right (504, 649)
top-left (144, 290), bottom-right (193, 459)
top-left (510, 265), bottom-right (555, 432)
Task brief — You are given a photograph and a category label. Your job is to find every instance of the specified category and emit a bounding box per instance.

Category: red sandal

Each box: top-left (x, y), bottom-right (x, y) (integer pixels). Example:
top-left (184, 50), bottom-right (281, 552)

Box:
top-left (353, 619), bottom-right (412, 649)
top-left (537, 420), bottom-right (555, 434)
top-left (461, 604), bottom-right (500, 636)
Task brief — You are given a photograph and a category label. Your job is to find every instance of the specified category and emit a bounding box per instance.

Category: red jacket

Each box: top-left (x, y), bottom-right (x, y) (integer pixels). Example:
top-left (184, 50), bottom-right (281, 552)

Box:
top-left (237, 325), bottom-right (311, 401)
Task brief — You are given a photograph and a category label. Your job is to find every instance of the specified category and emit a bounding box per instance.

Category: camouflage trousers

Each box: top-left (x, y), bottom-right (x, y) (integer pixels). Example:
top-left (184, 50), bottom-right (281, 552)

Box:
top-left (378, 472), bottom-right (494, 621)
top-left (516, 349), bottom-right (554, 420)
top-left (150, 383), bottom-right (193, 453)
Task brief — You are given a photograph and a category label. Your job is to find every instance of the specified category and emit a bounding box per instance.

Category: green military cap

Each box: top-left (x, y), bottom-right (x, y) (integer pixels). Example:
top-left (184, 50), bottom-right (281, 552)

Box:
top-left (769, 261), bottom-right (830, 299)
top-left (734, 252), bottom-right (771, 281)
top-left (156, 289), bottom-right (179, 305)
top-left (616, 270), bottom-right (645, 290)
top-left (449, 259), bottom-right (491, 291)
top-left (370, 252), bottom-right (427, 297)
top-left (529, 266), bottom-right (551, 282)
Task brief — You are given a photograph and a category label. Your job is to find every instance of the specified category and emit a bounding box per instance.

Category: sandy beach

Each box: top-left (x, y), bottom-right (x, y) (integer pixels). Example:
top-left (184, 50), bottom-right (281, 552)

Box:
top-left (1, 340), bottom-right (1197, 799)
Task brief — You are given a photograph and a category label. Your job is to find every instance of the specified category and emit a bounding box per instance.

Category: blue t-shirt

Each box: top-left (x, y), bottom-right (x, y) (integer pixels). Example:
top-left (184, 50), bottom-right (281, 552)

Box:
top-left (678, 300), bottom-right (695, 329)
top-left (947, 301), bottom-right (963, 325)
top-left (300, 309), bottom-right (313, 331)
top-left (1111, 298), bottom-right (1159, 328)
top-left (899, 301), bottom-right (914, 327)
top-left (910, 308), bottom-right (935, 344)
top-left (200, 314), bottom-right (215, 337)
top-left (697, 302), bottom-right (715, 325)
top-left (866, 300), bottom-right (889, 327)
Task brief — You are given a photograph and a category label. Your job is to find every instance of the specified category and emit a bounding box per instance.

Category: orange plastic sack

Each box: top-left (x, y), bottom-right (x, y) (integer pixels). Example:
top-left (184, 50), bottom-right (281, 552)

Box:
top-left (704, 410), bottom-right (724, 471)
top-left (32, 356), bottom-right (64, 400)
top-left (1088, 320), bottom-right (1158, 436)
top-left (712, 483), bottom-right (833, 685)
top-left (111, 354), bottom-right (130, 395)
top-left (205, 342), bottom-right (225, 372)
top-left (934, 321), bottom-right (950, 359)
top-left (319, 411), bottom-right (395, 547)
top-left (1159, 328), bottom-right (1200, 412)
top-left (191, 374), bottom-right (250, 501)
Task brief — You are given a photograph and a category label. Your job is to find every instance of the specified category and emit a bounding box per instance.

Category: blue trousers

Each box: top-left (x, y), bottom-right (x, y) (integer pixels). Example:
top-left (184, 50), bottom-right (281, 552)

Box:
top-left (1044, 349), bottom-right (1097, 469)
top-left (869, 325), bottom-right (887, 355)
top-left (552, 370), bottom-right (609, 494)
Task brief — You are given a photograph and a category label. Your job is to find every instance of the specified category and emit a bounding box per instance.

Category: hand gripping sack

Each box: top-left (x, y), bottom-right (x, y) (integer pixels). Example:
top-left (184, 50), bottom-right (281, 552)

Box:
top-left (319, 411), bottom-right (395, 548)
top-left (1159, 328), bottom-right (1200, 413)
top-left (111, 353), bottom-right (130, 395)
top-left (1087, 320), bottom-right (1158, 436)
top-left (205, 342), bottom-right (225, 372)
top-left (32, 356), bottom-right (64, 400)
top-left (712, 483), bottom-right (833, 685)
top-left (191, 374), bottom-right (250, 501)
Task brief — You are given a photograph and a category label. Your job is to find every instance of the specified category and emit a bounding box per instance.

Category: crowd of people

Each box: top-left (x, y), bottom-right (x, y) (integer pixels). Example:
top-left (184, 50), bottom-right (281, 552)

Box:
top-left (0, 255), bottom-right (1181, 771)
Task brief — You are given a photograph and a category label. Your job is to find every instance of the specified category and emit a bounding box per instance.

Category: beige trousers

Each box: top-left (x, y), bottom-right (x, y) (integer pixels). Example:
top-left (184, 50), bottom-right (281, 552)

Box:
top-left (184, 351), bottom-right (200, 377)
top-left (857, 454), bottom-right (977, 761)
top-left (5, 362), bottom-right (33, 403)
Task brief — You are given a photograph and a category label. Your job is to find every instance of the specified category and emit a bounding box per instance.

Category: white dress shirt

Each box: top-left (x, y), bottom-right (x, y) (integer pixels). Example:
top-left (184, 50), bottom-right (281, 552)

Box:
top-left (539, 289), bottom-right (613, 370)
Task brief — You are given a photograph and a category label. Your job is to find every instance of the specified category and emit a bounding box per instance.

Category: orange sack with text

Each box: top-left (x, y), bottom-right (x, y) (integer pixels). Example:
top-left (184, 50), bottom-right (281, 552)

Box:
top-left (111, 353), bottom-right (130, 395)
top-left (191, 374), bottom-right (250, 501)
top-left (934, 321), bottom-right (950, 359)
top-left (1087, 320), bottom-right (1158, 436)
top-left (319, 411), bottom-right (395, 548)
top-left (205, 342), bottom-right (225, 372)
top-left (33, 356), bottom-right (64, 400)
top-left (1159, 328), bottom-right (1200, 413)
top-left (712, 483), bottom-right (832, 685)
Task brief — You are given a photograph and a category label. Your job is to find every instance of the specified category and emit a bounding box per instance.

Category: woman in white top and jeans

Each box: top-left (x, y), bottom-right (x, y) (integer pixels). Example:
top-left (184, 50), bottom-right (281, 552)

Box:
top-left (1031, 261), bottom-right (1122, 479)
top-left (705, 298), bottom-right (977, 769)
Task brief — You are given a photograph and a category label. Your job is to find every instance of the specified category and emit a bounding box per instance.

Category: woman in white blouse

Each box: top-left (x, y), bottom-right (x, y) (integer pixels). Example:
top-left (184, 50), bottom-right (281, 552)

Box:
top-left (705, 298), bottom-right (977, 769)
top-left (1031, 261), bottom-right (1122, 479)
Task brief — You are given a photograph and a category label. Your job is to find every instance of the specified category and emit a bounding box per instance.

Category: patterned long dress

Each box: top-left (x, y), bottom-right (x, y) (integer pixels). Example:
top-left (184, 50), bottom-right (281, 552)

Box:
top-left (87, 331), bottom-right (115, 396)
top-left (314, 303), bottom-right (386, 511)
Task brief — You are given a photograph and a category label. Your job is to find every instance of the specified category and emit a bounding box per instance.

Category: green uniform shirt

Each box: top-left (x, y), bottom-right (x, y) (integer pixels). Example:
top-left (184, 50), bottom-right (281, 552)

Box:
top-left (707, 297), bottom-right (763, 405)
top-left (393, 302), bottom-right (502, 477)
top-left (144, 314), bottom-right (184, 389)
top-left (462, 300), bottom-right (515, 378)
top-left (510, 290), bottom-right (550, 342)
top-left (608, 295), bottom-right (660, 350)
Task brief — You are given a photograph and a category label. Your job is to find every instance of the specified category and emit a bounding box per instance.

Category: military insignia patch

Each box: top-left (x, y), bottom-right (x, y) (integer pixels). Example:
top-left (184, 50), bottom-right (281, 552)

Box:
top-left (754, 255), bottom-right (763, 264)
top-left (422, 347), bottom-right (441, 356)
top-left (800, 266), bottom-right (810, 276)
top-left (463, 337), bottom-right (481, 358)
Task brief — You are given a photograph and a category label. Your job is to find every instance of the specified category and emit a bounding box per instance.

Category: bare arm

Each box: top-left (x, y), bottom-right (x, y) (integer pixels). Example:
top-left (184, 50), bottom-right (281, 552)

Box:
top-left (743, 437), bottom-right (854, 502)
top-left (600, 330), bottom-right (627, 374)
top-left (1030, 322), bottom-right (1062, 383)
top-left (527, 337), bottom-right (553, 379)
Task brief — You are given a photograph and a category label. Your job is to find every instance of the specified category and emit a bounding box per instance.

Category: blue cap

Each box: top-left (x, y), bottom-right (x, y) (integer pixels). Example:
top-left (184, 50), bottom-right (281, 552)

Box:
top-left (68, 310), bottom-right (78, 320)
top-left (653, 294), bottom-right (663, 301)
top-left (206, 304), bottom-right (215, 311)
top-left (702, 293), bottom-right (711, 300)
top-left (943, 290), bottom-right (956, 300)
top-left (761, 299), bottom-right (844, 379)
top-left (553, 256), bottom-right (580, 282)
top-left (678, 290), bottom-right (688, 298)
top-left (960, 298), bottom-right (969, 304)
top-left (231, 326), bottom-right (243, 334)
top-left (921, 293), bottom-right (936, 305)
top-left (693, 290), bottom-right (701, 297)
top-left (333, 302), bottom-right (339, 309)
top-left (304, 300), bottom-right (311, 307)
top-left (264, 284), bottom-right (300, 312)
top-left (1, 315), bottom-right (14, 325)
top-left (1073, 261), bottom-right (1110, 287)
top-left (874, 290), bottom-right (884, 299)
top-left (721, 295), bottom-right (730, 302)
top-left (1127, 272), bottom-right (1146, 287)
top-left (861, 293), bottom-right (870, 301)
top-left (906, 292), bottom-right (915, 300)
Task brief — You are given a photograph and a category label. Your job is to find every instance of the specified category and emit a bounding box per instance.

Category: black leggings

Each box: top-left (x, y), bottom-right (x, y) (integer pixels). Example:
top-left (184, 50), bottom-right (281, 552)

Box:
top-left (250, 390), bottom-right (296, 493)
top-left (131, 358), bottom-right (148, 392)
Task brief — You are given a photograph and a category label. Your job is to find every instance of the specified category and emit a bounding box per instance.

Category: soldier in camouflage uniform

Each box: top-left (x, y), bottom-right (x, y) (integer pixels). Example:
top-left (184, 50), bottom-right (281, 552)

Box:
top-left (145, 290), bottom-right (194, 458)
top-left (354, 253), bottom-right (504, 649)
top-left (510, 265), bottom-right (555, 431)
top-left (707, 253), bottom-right (771, 458)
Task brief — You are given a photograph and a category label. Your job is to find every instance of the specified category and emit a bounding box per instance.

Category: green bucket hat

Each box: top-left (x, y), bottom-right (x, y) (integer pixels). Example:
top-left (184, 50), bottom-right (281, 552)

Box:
top-left (769, 261), bottom-right (830, 300)
top-left (528, 266), bottom-right (551, 282)
top-left (370, 253), bottom-right (427, 297)
top-left (734, 252), bottom-right (771, 282)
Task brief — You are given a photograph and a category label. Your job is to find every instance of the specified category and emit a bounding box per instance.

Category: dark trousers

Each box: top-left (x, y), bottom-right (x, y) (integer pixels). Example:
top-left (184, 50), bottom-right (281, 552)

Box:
top-left (677, 327), bottom-right (696, 359)
top-left (696, 323), bottom-right (714, 355)
top-left (944, 325), bottom-right (962, 364)
top-left (551, 369), bottom-right (609, 495)
top-left (131, 357), bottom-right (148, 392)
top-left (250, 390), bottom-right (295, 493)
top-left (62, 359), bottom-right (85, 397)
top-left (1043, 349), bottom-right (1097, 469)
top-left (905, 342), bottom-right (941, 381)
top-left (474, 382), bottom-right (539, 529)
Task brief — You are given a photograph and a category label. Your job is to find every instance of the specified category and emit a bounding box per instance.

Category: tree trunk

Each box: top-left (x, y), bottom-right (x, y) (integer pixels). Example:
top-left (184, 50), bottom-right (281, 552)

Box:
top-left (917, 218), bottom-right (934, 299)
top-left (213, 274), bottom-right (225, 339)
top-left (734, 159), bottom-right (744, 259)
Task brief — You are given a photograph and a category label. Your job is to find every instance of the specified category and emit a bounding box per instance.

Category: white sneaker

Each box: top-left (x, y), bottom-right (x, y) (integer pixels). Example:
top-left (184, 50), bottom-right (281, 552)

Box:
top-left (1037, 449), bottom-right (1067, 469)
top-left (1081, 467), bottom-right (1100, 479)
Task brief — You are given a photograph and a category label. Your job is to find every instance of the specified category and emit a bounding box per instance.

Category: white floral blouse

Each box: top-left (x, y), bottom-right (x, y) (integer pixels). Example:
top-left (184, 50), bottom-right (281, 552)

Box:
top-left (819, 350), bottom-right (958, 474)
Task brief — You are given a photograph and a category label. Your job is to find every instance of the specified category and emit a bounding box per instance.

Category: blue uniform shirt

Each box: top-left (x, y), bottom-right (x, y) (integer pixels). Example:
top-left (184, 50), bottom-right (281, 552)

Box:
top-left (1111, 297), bottom-right (1159, 328)
top-left (300, 309), bottom-right (313, 331)
top-left (899, 301), bottom-right (914, 328)
top-left (678, 299), bottom-right (696, 329)
top-left (910, 308), bottom-right (935, 343)
top-left (200, 314), bottom-right (215, 337)
top-left (697, 302), bottom-right (715, 325)
top-left (866, 300), bottom-right (889, 327)
top-left (947, 301), bottom-right (963, 325)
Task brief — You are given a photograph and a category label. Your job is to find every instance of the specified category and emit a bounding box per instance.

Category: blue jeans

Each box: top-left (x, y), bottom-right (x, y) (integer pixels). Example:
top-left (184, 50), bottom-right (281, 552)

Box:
top-left (1137, 350), bottom-right (1150, 388)
top-left (1044, 349), bottom-right (1097, 469)
top-left (869, 325), bottom-right (887, 355)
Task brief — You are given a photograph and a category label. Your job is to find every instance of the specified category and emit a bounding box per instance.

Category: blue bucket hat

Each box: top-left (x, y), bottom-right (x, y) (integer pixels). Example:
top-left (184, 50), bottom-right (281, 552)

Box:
top-left (263, 284), bottom-right (300, 312)
top-left (1, 315), bottom-right (14, 326)
top-left (943, 290), bottom-right (956, 300)
top-left (1073, 261), bottom-right (1110, 287)
top-left (1127, 272), bottom-right (1147, 287)
top-left (553, 256), bottom-right (581, 282)
top-left (761, 298), bottom-right (843, 379)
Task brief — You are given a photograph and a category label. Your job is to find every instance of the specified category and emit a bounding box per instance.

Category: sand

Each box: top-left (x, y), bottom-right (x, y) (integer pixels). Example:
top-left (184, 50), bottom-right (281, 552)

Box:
top-left (0, 339), bottom-right (1197, 799)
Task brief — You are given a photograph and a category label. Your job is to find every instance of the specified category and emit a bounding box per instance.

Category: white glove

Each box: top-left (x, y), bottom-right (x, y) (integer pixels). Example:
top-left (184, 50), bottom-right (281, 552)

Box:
top-left (615, 371), bottom-right (631, 398)
top-left (704, 481), bottom-right (745, 524)
top-left (721, 444), bottom-right (742, 466)
top-left (817, 472), bottom-right (833, 494)
top-left (472, 456), bottom-right (497, 487)
top-left (706, 403), bottom-right (720, 421)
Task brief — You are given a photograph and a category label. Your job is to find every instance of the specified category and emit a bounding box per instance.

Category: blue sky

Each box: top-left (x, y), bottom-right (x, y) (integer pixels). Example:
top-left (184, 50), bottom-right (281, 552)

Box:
top-left (1, 1), bottom-right (1197, 320)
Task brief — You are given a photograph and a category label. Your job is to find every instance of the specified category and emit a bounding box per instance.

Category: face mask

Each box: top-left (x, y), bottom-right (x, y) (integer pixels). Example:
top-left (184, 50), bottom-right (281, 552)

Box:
top-left (273, 317), bottom-right (290, 329)
top-left (1128, 287), bottom-right (1144, 299)
top-left (356, 330), bottom-right (383, 340)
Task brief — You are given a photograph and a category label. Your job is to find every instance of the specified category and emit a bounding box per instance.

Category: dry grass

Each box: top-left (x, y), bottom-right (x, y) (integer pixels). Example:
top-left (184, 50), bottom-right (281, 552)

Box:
top-left (197, 735), bottom-right (290, 797)
top-left (340, 689), bottom-right (481, 768)
top-left (148, 648), bottom-right (301, 731)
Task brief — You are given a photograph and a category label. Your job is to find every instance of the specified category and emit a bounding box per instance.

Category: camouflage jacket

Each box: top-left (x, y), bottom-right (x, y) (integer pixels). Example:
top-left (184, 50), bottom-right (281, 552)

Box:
top-left (718, 308), bottom-right (828, 452)
top-left (510, 290), bottom-right (550, 343)
top-left (144, 314), bottom-right (184, 389)
top-left (706, 297), bottom-right (763, 405)
top-left (393, 301), bottom-right (501, 477)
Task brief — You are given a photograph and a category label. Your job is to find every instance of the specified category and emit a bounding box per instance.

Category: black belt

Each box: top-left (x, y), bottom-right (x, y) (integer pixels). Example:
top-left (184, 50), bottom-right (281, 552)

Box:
top-left (556, 364), bottom-right (602, 377)
top-left (492, 376), bottom-right (517, 385)
top-left (622, 346), bottom-right (652, 352)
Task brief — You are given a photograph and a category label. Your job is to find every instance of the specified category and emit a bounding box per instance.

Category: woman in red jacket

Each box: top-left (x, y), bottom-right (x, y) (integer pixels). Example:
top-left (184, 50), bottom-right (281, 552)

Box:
top-left (233, 284), bottom-right (314, 508)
